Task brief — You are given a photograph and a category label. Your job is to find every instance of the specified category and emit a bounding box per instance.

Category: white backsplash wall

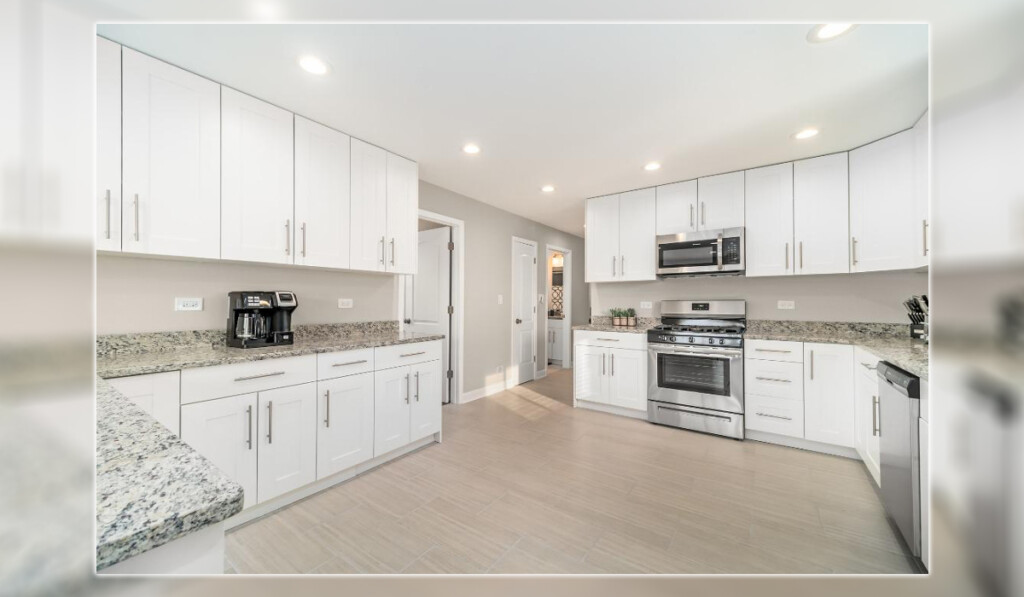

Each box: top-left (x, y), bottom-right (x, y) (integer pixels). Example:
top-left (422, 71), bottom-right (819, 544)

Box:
top-left (591, 270), bottom-right (928, 323)
top-left (97, 254), bottom-right (397, 335)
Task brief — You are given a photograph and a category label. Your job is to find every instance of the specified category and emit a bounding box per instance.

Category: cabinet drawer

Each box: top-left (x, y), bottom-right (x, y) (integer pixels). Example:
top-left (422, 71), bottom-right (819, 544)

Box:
top-left (374, 340), bottom-right (442, 370)
top-left (746, 339), bottom-right (803, 362)
top-left (746, 393), bottom-right (804, 438)
top-left (317, 348), bottom-right (375, 380)
top-left (181, 355), bottom-right (316, 404)
top-left (574, 330), bottom-right (646, 350)
top-left (744, 360), bottom-right (803, 400)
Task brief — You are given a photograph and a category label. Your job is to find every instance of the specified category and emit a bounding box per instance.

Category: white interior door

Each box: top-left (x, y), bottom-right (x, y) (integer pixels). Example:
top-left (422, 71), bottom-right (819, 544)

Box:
top-left (512, 239), bottom-right (538, 385)
top-left (405, 226), bottom-right (452, 401)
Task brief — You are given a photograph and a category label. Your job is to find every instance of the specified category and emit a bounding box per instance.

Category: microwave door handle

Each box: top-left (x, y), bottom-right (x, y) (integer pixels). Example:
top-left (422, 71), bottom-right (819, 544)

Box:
top-left (716, 233), bottom-right (723, 270)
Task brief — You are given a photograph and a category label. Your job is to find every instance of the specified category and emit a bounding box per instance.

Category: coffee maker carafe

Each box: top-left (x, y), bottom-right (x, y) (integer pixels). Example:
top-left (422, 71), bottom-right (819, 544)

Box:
top-left (227, 291), bottom-right (298, 348)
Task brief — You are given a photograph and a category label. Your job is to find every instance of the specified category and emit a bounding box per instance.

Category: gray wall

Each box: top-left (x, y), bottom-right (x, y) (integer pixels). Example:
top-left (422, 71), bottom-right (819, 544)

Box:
top-left (96, 255), bottom-right (397, 335)
top-left (419, 181), bottom-right (588, 394)
top-left (592, 270), bottom-right (928, 323)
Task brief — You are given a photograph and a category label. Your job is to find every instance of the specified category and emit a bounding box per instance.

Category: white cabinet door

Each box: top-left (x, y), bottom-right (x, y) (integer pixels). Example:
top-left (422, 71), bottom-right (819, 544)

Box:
top-left (697, 171), bottom-right (745, 230)
top-left (574, 344), bottom-right (607, 403)
top-left (655, 180), bottom-right (698, 235)
top-left (374, 366), bottom-right (411, 456)
top-left (550, 326), bottom-right (564, 363)
top-left (850, 129), bottom-right (918, 272)
top-left (181, 393), bottom-right (258, 509)
top-left (854, 367), bottom-right (881, 486)
top-left (804, 343), bottom-right (855, 447)
top-left (919, 417), bottom-right (930, 570)
top-left (386, 152), bottom-right (419, 275)
top-left (617, 188), bottom-right (656, 281)
top-left (607, 348), bottom-right (647, 411)
top-left (585, 194), bottom-right (620, 282)
top-left (744, 163), bottom-right (794, 277)
top-left (410, 360), bottom-right (442, 442)
top-left (96, 37), bottom-right (122, 252)
top-left (108, 371), bottom-right (181, 436)
top-left (221, 88), bottom-right (294, 264)
top-left (793, 153), bottom-right (850, 275)
top-left (317, 372), bottom-right (374, 479)
top-left (121, 48), bottom-right (220, 259)
top-left (913, 112), bottom-right (930, 268)
top-left (257, 383), bottom-right (317, 503)
top-left (350, 139), bottom-right (388, 272)
top-left (294, 116), bottom-right (351, 269)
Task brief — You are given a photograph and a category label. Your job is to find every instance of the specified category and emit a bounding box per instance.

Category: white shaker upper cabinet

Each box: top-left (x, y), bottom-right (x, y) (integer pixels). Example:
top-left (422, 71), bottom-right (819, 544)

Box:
top-left (804, 343), bottom-right (855, 448)
top-left (850, 129), bottom-right (919, 273)
top-left (96, 37), bottom-right (122, 252)
top-left (386, 153), bottom-right (419, 275)
top-left (744, 163), bottom-right (794, 277)
top-left (221, 88), bottom-right (295, 264)
top-left (793, 153), bottom-right (850, 275)
top-left (697, 171), bottom-right (745, 230)
top-left (350, 139), bottom-right (389, 272)
top-left (294, 116), bottom-right (351, 269)
top-left (617, 188), bottom-right (657, 281)
top-left (121, 48), bottom-right (220, 259)
top-left (585, 194), bottom-right (620, 282)
top-left (655, 180), bottom-right (698, 235)
top-left (913, 111), bottom-right (930, 269)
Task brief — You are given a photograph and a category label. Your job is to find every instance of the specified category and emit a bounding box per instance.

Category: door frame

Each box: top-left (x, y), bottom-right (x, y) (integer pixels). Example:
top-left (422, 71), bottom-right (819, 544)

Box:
top-left (510, 236), bottom-right (539, 388)
top-left (396, 209), bottom-right (465, 405)
top-left (543, 243), bottom-right (572, 375)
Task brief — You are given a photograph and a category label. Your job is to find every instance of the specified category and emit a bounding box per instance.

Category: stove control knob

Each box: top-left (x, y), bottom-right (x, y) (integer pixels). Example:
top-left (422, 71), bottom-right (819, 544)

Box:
top-left (688, 337), bottom-right (694, 344)
top-left (719, 338), bottom-right (725, 345)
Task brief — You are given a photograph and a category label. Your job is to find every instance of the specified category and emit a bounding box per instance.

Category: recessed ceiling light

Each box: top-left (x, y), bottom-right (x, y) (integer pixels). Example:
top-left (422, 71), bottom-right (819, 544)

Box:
top-left (298, 55), bottom-right (329, 75)
top-left (807, 24), bottom-right (857, 43)
top-left (541, 185), bottom-right (555, 193)
top-left (644, 162), bottom-right (661, 171)
top-left (462, 143), bottom-right (481, 155)
top-left (792, 128), bottom-right (820, 140)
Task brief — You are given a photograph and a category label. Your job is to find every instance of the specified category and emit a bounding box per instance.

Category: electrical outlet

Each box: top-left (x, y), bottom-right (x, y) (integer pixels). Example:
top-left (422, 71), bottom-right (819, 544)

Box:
top-left (497, 294), bottom-right (504, 305)
top-left (337, 298), bottom-right (353, 309)
top-left (777, 300), bottom-right (796, 310)
top-left (640, 301), bottom-right (653, 309)
top-left (174, 297), bottom-right (203, 311)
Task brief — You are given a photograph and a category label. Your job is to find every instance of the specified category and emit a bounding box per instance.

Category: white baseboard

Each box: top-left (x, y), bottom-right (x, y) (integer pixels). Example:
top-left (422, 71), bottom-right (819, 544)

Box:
top-left (576, 399), bottom-right (648, 421)
top-left (746, 430), bottom-right (859, 459)
top-left (534, 368), bottom-right (548, 379)
top-left (461, 381), bottom-right (507, 404)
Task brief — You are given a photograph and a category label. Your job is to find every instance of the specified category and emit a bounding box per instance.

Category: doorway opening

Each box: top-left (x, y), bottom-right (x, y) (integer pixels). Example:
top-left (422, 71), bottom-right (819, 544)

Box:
top-left (400, 210), bottom-right (464, 405)
top-left (543, 245), bottom-right (572, 378)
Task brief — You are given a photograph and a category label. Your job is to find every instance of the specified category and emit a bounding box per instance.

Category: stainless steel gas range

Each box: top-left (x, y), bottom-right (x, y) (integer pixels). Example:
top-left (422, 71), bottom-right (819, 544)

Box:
top-left (646, 300), bottom-right (746, 440)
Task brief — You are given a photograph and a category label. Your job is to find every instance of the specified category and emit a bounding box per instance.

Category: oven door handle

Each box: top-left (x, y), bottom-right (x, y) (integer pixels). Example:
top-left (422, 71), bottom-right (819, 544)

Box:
top-left (648, 347), bottom-right (738, 359)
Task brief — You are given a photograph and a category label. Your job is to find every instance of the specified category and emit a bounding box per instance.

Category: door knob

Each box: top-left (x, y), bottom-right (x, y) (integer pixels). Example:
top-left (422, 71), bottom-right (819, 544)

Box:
top-left (515, 318), bottom-right (522, 324)
top-left (403, 318), bottom-right (411, 324)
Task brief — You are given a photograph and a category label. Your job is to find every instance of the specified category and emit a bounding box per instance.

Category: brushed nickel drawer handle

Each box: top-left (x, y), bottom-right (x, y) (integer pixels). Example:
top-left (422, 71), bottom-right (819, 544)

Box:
top-left (400, 351), bottom-right (426, 358)
top-left (246, 405), bottom-right (253, 450)
top-left (860, 362), bottom-right (877, 371)
top-left (810, 350), bottom-right (814, 380)
top-left (333, 359), bottom-right (368, 367)
top-left (658, 403), bottom-right (731, 421)
top-left (234, 371), bottom-right (286, 382)
top-left (266, 400), bottom-right (273, 444)
top-left (415, 371), bottom-right (420, 401)
top-left (405, 373), bottom-right (411, 404)
top-left (756, 412), bottom-right (793, 421)
top-left (873, 395), bottom-right (880, 436)
top-left (324, 390), bottom-right (331, 428)
top-left (755, 376), bottom-right (792, 383)
top-left (596, 338), bottom-right (621, 342)
top-left (754, 348), bottom-right (791, 353)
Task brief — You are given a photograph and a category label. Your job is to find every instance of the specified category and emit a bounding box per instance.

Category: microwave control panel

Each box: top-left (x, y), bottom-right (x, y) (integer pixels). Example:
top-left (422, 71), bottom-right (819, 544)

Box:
top-left (722, 237), bottom-right (741, 264)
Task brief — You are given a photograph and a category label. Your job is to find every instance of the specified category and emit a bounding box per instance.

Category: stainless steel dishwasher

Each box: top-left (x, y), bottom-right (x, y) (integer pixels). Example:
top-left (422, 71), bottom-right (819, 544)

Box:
top-left (877, 361), bottom-right (922, 558)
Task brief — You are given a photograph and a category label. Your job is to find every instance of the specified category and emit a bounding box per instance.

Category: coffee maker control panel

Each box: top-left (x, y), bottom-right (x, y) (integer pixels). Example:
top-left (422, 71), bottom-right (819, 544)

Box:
top-left (275, 291), bottom-right (297, 308)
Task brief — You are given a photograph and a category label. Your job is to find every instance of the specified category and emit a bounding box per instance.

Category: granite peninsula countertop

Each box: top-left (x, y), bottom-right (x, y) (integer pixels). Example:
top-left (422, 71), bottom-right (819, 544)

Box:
top-left (97, 330), bottom-right (446, 379)
top-left (96, 378), bottom-right (243, 570)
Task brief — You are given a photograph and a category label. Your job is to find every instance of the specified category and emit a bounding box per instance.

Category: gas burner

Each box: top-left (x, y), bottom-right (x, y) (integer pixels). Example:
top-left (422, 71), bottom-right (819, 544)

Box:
top-left (647, 300), bottom-right (747, 349)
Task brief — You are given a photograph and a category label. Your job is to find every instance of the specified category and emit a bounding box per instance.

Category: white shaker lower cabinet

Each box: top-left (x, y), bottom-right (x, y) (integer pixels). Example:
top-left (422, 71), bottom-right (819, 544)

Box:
top-left (317, 372), bottom-right (375, 480)
top-left (572, 332), bottom-right (647, 414)
top-left (744, 349), bottom-right (804, 438)
top-left (257, 383), bottom-right (317, 503)
top-left (180, 393), bottom-right (259, 509)
top-left (853, 347), bottom-right (882, 486)
top-left (574, 344), bottom-right (607, 403)
top-left (607, 348), bottom-right (647, 411)
top-left (374, 367), bottom-right (413, 456)
top-left (410, 360), bottom-right (443, 442)
top-left (107, 371), bottom-right (181, 435)
top-left (803, 343), bottom-right (855, 448)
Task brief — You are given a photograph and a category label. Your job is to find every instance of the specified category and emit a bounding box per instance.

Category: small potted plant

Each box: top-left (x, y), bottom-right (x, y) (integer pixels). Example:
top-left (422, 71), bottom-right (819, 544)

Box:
top-left (611, 308), bottom-right (624, 326)
top-left (626, 308), bottom-right (637, 327)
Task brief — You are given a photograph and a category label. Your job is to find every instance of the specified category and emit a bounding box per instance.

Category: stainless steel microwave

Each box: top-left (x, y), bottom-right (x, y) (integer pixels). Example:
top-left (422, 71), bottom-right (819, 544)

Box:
top-left (656, 227), bottom-right (745, 276)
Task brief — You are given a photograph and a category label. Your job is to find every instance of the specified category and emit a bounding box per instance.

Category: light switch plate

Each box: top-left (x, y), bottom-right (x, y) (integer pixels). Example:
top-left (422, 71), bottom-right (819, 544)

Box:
top-left (174, 297), bottom-right (203, 311)
top-left (497, 294), bottom-right (504, 305)
top-left (337, 298), bottom-right (353, 309)
top-left (777, 300), bottom-right (796, 310)
top-left (640, 301), bottom-right (653, 309)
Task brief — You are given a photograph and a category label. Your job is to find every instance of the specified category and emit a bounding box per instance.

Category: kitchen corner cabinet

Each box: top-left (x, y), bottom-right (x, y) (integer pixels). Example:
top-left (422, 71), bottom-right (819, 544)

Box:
top-left (294, 116), bottom-right (352, 269)
top-left (180, 393), bottom-right (259, 509)
top-left (803, 343), bottom-right (855, 448)
top-left (221, 88), bottom-right (295, 264)
top-left (850, 129), bottom-right (921, 272)
top-left (350, 139), bottom-right (389, 272)
top-left (316, 371), bottom-right (374, 480)
top-left (107, 371), bottom-right (181, 435)
top-left (256, 383), bottom-right (317, 503)
top-left (655, 180), bottom-right (698, 235)
top-left (121, 48), bottom-right (221, 259)
top-left (96, 37), bottom-right (122, 252)
top-left (696, 171), bottom-right (745, 230)
top-left (744, 163), bottom-right (794, 277)
top-left (386, 153), bottom-right (419, 275)
top-left (585, 189), bottom-right (655, 282)
top-left (793, 153), bottom-right (850, 275)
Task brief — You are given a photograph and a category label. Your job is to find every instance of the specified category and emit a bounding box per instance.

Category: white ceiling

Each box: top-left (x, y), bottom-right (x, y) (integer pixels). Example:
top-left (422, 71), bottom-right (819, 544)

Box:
top-left (98, 23), bottom-right (927, 236)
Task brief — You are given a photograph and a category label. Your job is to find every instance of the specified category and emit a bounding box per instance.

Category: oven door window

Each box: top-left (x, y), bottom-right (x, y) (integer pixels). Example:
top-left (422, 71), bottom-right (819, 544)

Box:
top-left (657, 352), bottom-right (730, 396)
top-left (659, 241), bottom-right (717, 269)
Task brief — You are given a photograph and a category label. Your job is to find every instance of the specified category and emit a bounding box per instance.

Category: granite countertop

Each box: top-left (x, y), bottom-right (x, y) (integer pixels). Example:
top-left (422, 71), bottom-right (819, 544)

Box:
top-left (572, 323), bottom-right (653, 335)
top-left (96, 378), bottom-right (244, 570)
top-left (97, 331), bottom-right (445, 379)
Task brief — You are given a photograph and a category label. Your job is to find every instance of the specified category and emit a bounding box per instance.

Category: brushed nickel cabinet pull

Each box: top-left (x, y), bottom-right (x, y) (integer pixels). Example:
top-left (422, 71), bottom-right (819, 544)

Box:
top-left (266, 401), bottom-right (273, 444)
top-left (332, 359), bottom-right (368, 367)
top-left (602, 353), bottom-right (606, 375)
top-left (922, 220), bottom-right (929, 256)
top-left (596, 338), bottom-right (620, 342)
top-left (785, 242), bottom-right (789, 270)
top-left (799, 241), bottom-right (804, 269)
top-left (690, 204), bottom-right (694, 228)
top-left (234, 371), bottom-right (286, 382)
top-left (133, 194), bottom-right (140, 241)
top-left (755, 376), bottom-right (791, 383)
top-left (285, 220), bottom-right (291, 256)
top-left (301, 223), bottom-right (307, 257)
top-left (400, 351), bottom-right (426, 358)
top-left (809, 350), bottom-right (814, 380)
top-left (415, 371), bottom-right (420, 401)
top-left (756, 412), bottom-right (793, 421)
top-left (860, 362), bottom-right (877, 371)
top-left (620, 255), bottom-right (625, 275)
top-left (405, 373), bottom-right (410, 404)
top-left (390, 238), bottom-right (396, 266)
top-left (104, 190), bottom-right (111, 239)
top-left (324, 390), bottom-right (331, 427)
top-left (246, 405), bottom-right (253, 450)
top-left (701, 201), bottom-right (706, 227)
top-left (610, 353), bottom-right (615, 376)
top-left (611, 256), bottom-right (616, 277)
top-left (754, 348), bottom-right (790, 353)
top-left (872, 395), bottom-right (880, 436)
top-left (380, 236), bottom-right (386, 265)
top-left (852, 237), bottom-right (858, 266)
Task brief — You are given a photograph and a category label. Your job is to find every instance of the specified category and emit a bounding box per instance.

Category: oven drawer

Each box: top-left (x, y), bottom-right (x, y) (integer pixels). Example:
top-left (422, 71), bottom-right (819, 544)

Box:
top-left (745, 393), bottom-right (805, 438)
top-left (744, 360), bottom-right (803, 400)
top-left (647, 400), bottom-right (744, 439)
top-left (574, 330), bottom-right (646, 350)
top-left (746, 339), bottom-right (803, 363)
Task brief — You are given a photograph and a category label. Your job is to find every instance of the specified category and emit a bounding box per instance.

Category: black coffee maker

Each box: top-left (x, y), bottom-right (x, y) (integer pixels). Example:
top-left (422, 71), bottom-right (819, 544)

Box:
top-left (226, 291), bottom-right (298, 348)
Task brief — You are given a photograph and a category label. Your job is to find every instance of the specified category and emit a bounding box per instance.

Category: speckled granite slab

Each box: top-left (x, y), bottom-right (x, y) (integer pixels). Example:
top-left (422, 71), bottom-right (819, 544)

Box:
top-left (746, 320), bottom-right (909, 340)
top-left (574, 316), bottom-right (657, 335)
top-left (96, 379), bottom-right (243, 570)
top-left (97, 330), bottom-right (445, 378)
